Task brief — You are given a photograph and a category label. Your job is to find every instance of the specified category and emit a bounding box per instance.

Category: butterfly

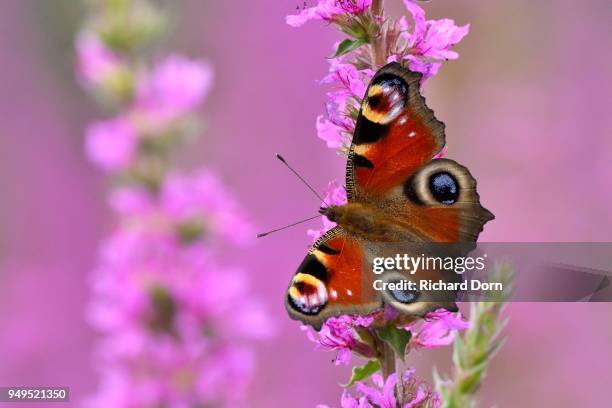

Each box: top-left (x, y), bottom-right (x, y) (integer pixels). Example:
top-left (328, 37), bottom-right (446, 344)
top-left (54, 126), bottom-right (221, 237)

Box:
top-left (285, 62), bottom-right (494, 329)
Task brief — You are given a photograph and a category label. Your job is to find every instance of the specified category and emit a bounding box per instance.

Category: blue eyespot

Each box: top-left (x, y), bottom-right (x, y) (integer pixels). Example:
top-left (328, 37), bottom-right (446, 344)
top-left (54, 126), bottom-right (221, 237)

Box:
top-left (429, 172), bottom-right (459, 205)
top-left (389, 286), bottom-right (420, 304)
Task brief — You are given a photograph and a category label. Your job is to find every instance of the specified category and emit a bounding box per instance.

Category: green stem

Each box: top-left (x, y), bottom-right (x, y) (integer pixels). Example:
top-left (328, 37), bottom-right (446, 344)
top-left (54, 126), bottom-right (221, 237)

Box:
top-left (378, 340), bottom-right (396, 380)
top-left (370, 0), bottom-right (386, 68)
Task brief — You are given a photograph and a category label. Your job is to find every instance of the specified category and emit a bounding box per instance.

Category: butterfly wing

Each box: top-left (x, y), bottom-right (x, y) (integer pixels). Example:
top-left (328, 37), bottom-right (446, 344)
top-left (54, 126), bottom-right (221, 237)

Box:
top-left (397, 158), bottom-right (494, 242)
top-left (341, 63), bottom-right (494, 315)
top-left (287, 63), bottom-right (494, 327)
top-left (285, 227), bottom-right (381, 329)
top-left (346, 62), bottom-right (493, 242)
top-left (346, 62), bottom-right (445, 201)
top-left (361, 158), bottom-right (494, 315)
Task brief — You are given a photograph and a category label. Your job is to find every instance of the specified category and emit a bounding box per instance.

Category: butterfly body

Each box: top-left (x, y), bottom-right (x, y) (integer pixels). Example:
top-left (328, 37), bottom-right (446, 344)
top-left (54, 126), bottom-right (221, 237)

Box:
top-left (286, 63), bottom-right (494, 329)
top-left (320, 203), bottom-right (412, 242)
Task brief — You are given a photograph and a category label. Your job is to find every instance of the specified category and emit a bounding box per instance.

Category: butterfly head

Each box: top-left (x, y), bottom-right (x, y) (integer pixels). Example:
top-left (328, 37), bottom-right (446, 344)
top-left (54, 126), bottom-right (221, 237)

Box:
top-left (319, 205), bottom-right (339, 223)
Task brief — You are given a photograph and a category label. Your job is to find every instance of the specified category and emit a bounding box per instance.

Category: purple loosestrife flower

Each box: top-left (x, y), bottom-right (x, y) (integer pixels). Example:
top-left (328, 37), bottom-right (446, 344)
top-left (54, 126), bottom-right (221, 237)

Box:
top-left (87, 169), bottom-right (272, 407)
top-left (406, 309), bottom-right (469, 349)
top-left (80, 3), bottom-right (274, 407)
top-left (286, 0), bottom-right (373, 27)
top-left (160, 169), bottom-right (253, 246)
top-left (110, 168), bottom-right (253, 246)
top-left (295, 1), bottom-right (470, 156)
top-left (303, 314), bottom-right (376, 365)
top-left (303, 306), bottom-right (406, 365)
top-left (76, 33), bottom-right (125, 89)
top-left (399, 1), bottom-right (469, 79)
top-left (85, 117), bottom-right (137, 172)
top-left (319, 369), bottom-right (440, 408)
top-left (316, 62), bottom-right (374, 150)
top-left (302, 307), bottom-right (467, 365)
top-left (321, 61), bottom-right (371, 98)
top-left (135, 55), bottom-right (213, 124)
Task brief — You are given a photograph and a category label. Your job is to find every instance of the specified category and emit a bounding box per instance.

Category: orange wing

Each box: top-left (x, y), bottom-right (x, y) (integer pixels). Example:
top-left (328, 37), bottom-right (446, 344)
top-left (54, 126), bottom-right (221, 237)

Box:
top-left (285, 227), bottom-right (381, 329)
top-left (346, 62), bottom-right (445, 201)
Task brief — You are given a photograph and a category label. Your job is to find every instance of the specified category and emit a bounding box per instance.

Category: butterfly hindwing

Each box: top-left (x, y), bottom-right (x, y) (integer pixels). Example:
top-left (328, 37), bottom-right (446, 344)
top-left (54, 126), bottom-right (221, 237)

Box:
top-left (378, 158), bottom-right (494, 242)
top-left (365, 158), bottom-right (494, 315)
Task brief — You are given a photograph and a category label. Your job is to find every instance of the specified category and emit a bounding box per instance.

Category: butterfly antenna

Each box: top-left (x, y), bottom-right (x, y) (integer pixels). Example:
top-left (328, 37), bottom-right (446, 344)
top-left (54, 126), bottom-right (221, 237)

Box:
top-left (257, 214), bottom-right (321, 238)
top-left (276, 153), bottom-right (327, 205)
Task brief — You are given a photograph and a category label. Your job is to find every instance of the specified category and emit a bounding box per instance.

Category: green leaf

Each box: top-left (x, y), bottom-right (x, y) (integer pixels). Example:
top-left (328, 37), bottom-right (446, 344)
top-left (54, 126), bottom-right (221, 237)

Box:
top-left (377, 326), bottom-right (412, 361)
top-left (343, 359), bottom-right (381, 387)
top-left (331, 38), bottom-right (367, 58)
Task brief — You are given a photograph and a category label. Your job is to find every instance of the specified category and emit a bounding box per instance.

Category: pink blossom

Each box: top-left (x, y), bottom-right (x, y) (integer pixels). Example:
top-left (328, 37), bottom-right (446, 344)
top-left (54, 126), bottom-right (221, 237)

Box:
top-left (315, 100), bottom-right (354, 149)
top-left (286, 0), bottom-right (373, 27)
top-left (135, 55), bottom-right (213, 123)
top-left (85, 117), bottom-right (137, 171)
top-left (108, 187), bottom-right (152, 215)
top-left (355, 373), bottom-right (399, 408)
top-left (317, 115), bottom-right (346, 149)
top-left (315, 62), bottom-right (373, 150)
top-left (108, 169), bottom-right (254, 246)
top-left (87, 165), bottom-right (270, 407)
top-left (320, 62), bottom-right (370, 98)
top-left (303, 313), bottom-right (375, 365)
top-left (307, 181), bottom-right (348, 241)
top-left (86, 342), bottom-right (257, 407)
top-left (406, 309), bottom-right (469, 349)
top-left (320, 369), bottom-right (440, 408)
top-left (401, 1), bottom-right (469, 79)
top-left (76, 33), bottom-right (125, 89)
top-left (195, 345), bottom-right (256, 406)
top-left (88, 222), bottom-right (271, 406)
top-left (160, 169), bottom-right (254, 245)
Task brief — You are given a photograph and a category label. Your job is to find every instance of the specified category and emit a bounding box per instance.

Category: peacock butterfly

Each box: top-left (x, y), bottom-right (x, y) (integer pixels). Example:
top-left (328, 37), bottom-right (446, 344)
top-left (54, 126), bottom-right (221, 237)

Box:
top-left (285, 62), bottom-right (494, 329)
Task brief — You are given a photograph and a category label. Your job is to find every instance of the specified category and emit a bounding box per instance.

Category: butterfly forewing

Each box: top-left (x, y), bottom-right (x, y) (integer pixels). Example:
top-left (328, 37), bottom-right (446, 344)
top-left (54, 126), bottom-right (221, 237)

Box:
top-left (346, 63), bottom-right (445, 201)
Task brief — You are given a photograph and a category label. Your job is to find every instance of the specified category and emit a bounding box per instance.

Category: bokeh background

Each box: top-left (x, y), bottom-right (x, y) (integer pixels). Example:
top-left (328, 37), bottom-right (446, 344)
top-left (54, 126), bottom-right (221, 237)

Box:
top-left (0, 0), bottom-right (611, 406)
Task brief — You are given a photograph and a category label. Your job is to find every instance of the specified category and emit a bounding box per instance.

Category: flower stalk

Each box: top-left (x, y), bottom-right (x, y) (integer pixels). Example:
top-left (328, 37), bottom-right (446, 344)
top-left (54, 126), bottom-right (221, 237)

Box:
top-left (435, 264), bottom-right (513, 408)
top-left (287, 1), bottom-right (503, 407)
top-left (77, 0), bottom-right (273, 406)
top-left (370, 0), bottom-right (386, 67)
top-left (378, 337), bottom-right (396, 379)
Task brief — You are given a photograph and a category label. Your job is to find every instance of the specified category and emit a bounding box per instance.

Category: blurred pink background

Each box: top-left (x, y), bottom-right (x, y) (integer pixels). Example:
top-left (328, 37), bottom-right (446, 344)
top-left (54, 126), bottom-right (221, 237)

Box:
top-left (0, 0), bottom-right (611, 406)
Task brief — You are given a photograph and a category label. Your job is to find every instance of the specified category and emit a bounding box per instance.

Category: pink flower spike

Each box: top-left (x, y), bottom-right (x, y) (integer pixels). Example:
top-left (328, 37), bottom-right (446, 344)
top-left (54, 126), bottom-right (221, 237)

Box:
top-left (85, 117), bottom-right (137, 172)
